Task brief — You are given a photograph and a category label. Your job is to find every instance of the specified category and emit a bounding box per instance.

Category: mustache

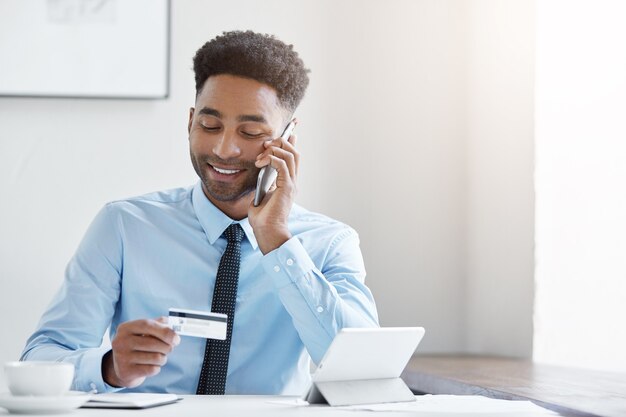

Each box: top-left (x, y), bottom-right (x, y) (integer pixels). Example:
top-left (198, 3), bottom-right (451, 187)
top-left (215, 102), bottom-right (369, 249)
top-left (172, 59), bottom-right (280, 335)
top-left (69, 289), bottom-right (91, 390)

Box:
top-left (203, 155), bottom-right (257, 170)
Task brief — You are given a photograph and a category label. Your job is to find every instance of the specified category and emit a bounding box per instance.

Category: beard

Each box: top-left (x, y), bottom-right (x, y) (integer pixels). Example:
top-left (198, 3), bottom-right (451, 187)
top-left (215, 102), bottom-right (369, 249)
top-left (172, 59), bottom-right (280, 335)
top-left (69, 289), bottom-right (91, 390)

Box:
top-left (190, 150), bottom-right (260, 202)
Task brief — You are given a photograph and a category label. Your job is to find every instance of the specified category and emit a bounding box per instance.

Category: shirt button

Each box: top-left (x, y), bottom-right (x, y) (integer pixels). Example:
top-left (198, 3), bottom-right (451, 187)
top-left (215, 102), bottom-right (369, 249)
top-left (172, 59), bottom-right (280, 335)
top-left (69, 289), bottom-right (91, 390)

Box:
top-left (317, 306), bottom-right (324, 313)
top-left (273, 265), bottom-right (280, 272)
top-left (286, 258), bottom-right (294, 266)
top-left (90, 382), bottom-right (97, 392)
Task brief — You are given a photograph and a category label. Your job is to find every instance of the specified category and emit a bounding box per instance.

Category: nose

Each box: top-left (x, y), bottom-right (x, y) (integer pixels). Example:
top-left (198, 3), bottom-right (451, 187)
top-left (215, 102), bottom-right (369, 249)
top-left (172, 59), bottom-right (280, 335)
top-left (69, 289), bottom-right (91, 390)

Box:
top-left (212, 129), bottom-right (242, 160)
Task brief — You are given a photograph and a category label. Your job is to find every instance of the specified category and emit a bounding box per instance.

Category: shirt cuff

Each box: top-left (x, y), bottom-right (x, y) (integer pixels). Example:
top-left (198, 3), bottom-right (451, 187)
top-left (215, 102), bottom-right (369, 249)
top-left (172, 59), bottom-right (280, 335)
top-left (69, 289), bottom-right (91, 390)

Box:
top-left (74, 347), bottom-right (123, 394)
top-left (262, 236), bottom-right (317, 289)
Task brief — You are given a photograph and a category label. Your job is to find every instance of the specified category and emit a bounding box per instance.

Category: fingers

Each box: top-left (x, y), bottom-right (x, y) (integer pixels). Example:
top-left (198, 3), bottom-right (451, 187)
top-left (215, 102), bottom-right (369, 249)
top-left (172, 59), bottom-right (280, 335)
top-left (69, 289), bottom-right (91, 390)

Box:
top-left (125, 318), bottom-right (180, 346)
top-left (132, 364), bottom-right (163, 377)
top-left (129, 350), bottom-right (169, 367)
top-left (108, 318), bottom-right (180, 388)
top-left (256, 134), bottom-right (299, 180)
top-left (266, 132), bottom-right (298, 149)
top-left (263, 134), bottom-right (299, 170)
top-left (288, 132), bottom-right (297, 147)
top-left (256, 146), bottom-right (296, 179)
top-left (256, 155), bottom-right (296, 193)
top-left (131, 334), bottom-right (176, 355)
top-left (114, 318), bottom-right (179, 357)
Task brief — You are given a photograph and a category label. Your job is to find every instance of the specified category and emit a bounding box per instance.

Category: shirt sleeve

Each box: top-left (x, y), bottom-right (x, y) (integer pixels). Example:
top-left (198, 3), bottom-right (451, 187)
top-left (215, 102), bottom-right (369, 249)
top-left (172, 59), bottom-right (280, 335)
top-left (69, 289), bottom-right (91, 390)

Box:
top-left (20, 203), bottom-right (123, 393)
top-left (261, 228), bottom-right (379, 364)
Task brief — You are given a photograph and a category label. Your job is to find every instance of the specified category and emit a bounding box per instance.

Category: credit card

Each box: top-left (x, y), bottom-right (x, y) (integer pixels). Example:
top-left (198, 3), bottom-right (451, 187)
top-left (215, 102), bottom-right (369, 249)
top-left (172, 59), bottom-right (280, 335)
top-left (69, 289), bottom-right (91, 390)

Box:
top-left (168, 308), bottom-right (227, 340)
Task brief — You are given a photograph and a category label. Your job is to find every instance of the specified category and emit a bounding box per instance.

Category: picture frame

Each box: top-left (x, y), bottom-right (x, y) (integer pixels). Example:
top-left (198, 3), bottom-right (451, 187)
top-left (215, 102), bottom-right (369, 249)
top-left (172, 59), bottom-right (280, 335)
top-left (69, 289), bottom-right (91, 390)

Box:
top-left (0, 0), bottom-right (170, 99)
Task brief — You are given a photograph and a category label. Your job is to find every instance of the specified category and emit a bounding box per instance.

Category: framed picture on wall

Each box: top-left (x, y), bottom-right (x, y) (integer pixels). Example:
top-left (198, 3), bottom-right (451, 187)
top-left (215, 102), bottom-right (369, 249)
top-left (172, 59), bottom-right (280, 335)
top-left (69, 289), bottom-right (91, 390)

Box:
top-left (0, 0), bottom-right (170, 99)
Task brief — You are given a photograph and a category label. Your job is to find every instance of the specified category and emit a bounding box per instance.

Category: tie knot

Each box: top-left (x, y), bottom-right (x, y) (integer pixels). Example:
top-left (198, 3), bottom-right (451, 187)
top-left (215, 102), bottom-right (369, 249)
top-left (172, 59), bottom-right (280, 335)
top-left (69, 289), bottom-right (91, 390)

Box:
top-left (223, 223), bottom-right (244, 244)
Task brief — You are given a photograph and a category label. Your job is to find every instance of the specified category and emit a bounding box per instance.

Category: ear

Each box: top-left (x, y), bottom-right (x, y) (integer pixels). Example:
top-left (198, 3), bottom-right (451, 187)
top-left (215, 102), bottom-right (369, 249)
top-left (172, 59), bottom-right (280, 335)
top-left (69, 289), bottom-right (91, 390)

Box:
top-left (187, 107), bottom-right (195, 135)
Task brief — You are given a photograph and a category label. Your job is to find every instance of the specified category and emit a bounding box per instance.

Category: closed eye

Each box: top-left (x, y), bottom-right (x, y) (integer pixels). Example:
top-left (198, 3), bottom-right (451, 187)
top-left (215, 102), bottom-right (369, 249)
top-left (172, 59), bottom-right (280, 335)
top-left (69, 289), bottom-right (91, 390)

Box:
top-left (242, 131), bottom-right (266, 139)
top-left (201, 124), bottom-right (220, 132)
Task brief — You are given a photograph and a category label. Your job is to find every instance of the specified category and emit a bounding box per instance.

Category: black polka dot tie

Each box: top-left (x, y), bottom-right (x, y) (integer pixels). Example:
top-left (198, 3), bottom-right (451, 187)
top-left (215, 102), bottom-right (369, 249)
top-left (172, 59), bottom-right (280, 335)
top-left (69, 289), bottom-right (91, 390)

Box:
top-left (196, 223), bottom-right (244, 395)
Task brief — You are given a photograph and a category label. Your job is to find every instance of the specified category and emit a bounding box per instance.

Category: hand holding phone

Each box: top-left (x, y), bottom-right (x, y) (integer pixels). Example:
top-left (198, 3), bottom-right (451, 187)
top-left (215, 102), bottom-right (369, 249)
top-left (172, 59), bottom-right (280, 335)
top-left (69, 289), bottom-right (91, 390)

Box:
top-left (253, 119), bottom-right (297, 206)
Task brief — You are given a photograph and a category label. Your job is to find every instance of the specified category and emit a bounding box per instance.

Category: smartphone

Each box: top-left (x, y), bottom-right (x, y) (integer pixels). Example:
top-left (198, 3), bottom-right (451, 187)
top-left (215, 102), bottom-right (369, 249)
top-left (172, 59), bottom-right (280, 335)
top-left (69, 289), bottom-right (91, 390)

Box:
top-left (253, 119), bottom-right (297, 207)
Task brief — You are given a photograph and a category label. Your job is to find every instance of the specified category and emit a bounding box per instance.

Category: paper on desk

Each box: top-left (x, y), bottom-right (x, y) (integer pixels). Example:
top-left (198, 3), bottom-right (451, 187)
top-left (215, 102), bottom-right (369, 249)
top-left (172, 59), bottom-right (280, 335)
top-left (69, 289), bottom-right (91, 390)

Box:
top-left (82, 393), bottom-right (180, 409)
top-left (269, 395), bottom-right (558, 415)
top-left (336, 395), bottom-right (559, 415)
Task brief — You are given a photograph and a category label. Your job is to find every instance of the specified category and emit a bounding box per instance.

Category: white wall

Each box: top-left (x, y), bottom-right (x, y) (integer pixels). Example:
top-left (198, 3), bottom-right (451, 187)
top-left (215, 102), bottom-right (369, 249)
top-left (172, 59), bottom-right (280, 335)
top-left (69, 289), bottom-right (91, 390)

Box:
top-left (534, 0), bottom-right (626, 372)
top-left (331, 1), bottom-right (468, 352)
top-left (0, 0), bottom-right (535, 377)
top-left (465, 0), bottom-right (535, 357)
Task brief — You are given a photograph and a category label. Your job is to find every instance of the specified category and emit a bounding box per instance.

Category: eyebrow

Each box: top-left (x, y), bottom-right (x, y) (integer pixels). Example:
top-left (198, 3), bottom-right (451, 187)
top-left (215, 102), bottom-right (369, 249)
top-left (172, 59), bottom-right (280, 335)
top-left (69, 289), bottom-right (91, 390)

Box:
top-left (237, 114), bottom-right (267, 123)
top-left (198, 107), bottom-right (222, 118)
top-left (197, 107), bottom-right (268, 124)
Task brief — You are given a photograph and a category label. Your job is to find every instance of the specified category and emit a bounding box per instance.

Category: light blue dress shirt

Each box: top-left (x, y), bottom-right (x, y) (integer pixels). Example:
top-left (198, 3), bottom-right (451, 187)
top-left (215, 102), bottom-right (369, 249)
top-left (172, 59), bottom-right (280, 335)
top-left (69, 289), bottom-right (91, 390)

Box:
top-left (21, 182), bottom-right (379, 395)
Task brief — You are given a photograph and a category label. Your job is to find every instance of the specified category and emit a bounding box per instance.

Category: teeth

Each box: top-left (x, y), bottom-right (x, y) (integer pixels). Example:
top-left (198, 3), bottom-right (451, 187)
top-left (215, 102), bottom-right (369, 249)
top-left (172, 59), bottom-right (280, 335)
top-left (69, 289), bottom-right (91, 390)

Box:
top-left (212, 166), bottom-right (241, 175)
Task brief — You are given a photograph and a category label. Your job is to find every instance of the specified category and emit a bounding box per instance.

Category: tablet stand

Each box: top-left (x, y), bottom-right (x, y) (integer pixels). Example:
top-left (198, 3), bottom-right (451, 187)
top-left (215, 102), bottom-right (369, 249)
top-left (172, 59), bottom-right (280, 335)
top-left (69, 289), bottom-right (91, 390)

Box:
top-left (303, 327), bottom-right (425, 407)
top-left (305, 376), bottom-right (415, 406)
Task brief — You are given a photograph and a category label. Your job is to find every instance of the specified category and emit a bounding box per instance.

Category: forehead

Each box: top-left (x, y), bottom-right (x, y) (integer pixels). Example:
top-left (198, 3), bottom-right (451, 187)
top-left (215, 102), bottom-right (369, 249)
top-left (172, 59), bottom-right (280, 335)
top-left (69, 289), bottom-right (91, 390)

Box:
top-left (196, 74), bottom-right (283, 123)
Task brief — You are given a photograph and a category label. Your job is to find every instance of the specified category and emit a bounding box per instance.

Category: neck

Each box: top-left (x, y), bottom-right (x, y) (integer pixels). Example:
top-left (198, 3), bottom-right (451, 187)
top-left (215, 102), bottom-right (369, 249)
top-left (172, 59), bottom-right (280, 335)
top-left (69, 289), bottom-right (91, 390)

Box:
top-left (201, 184), bottom-right (251, 221)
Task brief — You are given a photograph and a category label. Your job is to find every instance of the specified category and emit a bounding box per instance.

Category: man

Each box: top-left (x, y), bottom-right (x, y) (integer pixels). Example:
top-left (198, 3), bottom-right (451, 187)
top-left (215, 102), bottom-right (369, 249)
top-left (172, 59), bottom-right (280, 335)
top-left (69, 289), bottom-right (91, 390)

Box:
top-left (22, 31), bottom-right (378, 395)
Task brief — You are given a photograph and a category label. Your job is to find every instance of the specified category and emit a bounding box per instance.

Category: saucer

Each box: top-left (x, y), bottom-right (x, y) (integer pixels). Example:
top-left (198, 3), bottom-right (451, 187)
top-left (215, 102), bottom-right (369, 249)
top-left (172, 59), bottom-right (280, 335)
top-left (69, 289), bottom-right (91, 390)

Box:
top-left (0, 391), bottom-right (91, 414)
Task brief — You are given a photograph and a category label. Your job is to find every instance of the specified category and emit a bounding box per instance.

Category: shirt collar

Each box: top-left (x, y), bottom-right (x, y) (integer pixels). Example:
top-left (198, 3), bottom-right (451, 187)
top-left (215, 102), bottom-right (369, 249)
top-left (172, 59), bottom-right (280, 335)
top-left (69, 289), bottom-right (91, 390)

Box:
top-left (191, 181), bottom-right (259, 250)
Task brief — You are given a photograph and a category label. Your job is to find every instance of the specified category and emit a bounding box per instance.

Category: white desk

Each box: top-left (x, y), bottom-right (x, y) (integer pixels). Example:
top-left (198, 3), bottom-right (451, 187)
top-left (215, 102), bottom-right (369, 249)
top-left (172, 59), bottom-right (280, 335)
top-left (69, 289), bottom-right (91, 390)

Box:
top-left (0, 395), bottom-right (394, 417)
top-left (0, 394), bottom-right (561, 416)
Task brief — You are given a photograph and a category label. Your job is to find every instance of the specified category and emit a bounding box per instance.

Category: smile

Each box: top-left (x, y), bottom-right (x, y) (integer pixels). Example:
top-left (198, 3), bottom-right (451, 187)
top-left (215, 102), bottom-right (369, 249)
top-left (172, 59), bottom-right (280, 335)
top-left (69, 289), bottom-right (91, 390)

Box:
top-left (210, 165), bottom-right (242, 175)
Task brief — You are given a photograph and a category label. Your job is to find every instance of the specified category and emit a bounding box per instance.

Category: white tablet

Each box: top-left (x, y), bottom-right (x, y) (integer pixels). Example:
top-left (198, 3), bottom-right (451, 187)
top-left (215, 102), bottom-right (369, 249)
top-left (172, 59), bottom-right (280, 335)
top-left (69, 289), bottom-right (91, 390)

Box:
top-left (313, 327), bottom-right (425, 382)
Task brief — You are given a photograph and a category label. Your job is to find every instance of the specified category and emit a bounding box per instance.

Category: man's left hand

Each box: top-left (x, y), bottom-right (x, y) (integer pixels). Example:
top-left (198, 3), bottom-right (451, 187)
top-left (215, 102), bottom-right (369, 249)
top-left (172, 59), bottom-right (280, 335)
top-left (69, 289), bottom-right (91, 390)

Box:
top-left (248, 132), bottom-right (299, 254)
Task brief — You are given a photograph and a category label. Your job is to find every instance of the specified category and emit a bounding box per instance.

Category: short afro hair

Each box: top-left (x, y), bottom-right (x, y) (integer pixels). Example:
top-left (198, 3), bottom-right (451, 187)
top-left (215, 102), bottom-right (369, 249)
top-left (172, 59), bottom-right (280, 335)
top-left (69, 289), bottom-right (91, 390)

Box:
top-left (193, 30), bottom-right (310, 113)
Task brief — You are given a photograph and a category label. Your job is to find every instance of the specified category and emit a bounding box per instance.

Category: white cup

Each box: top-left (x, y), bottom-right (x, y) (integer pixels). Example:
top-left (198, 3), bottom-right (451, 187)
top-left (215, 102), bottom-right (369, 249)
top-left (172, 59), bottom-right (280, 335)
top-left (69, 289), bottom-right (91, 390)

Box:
top-left (4, 361), bottom-right (74, 396)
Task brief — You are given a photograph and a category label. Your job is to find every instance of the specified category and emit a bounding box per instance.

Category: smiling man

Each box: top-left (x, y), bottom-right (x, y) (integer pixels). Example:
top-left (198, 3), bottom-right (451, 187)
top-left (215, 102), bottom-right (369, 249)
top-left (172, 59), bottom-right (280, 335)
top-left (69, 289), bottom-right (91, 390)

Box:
top-left (21, 31), bottom-right (379, 395)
